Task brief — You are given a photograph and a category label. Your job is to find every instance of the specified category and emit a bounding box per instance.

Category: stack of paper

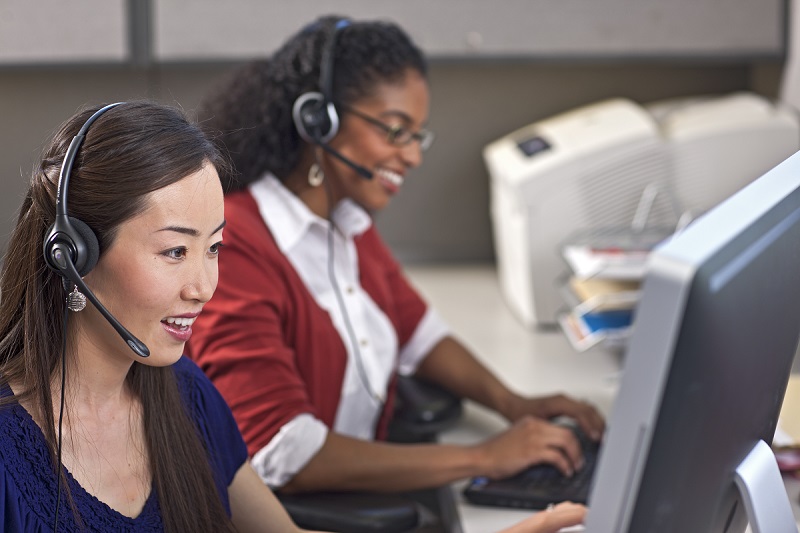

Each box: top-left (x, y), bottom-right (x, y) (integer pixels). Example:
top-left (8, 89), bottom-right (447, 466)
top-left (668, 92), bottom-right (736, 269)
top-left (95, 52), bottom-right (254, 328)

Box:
top-left (562, 245), bottom-right (649, 280)
top-left (562, 227), bottom-right (671, 280)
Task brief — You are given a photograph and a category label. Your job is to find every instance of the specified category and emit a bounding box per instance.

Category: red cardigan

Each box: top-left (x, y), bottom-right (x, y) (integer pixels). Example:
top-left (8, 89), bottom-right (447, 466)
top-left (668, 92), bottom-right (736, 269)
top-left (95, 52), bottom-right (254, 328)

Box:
top-left (186, 189), bottom-right (428, 458)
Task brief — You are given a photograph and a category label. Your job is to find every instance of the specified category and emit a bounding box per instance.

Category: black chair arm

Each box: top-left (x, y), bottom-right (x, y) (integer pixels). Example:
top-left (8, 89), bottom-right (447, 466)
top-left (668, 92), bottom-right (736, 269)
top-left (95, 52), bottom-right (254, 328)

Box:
top-left (277, 492), bottom-right (420, 533)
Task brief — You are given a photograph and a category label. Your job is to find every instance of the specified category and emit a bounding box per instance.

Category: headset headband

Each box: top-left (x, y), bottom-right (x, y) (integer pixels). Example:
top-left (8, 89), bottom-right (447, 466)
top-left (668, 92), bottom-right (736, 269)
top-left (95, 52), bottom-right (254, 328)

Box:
top-left (56, 102), bottom-right (125, 220)
top-left (319, 19), bottom-right (351, 103)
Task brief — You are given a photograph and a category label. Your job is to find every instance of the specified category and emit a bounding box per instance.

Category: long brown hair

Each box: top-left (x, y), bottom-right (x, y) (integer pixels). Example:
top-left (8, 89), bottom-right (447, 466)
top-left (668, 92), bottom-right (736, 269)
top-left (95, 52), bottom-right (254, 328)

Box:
top-left (0, 101), bottom-right (236, 532)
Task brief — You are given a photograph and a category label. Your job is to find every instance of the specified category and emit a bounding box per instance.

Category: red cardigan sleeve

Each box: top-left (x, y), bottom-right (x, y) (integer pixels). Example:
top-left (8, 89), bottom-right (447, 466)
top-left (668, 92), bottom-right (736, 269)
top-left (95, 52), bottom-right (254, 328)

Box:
top-left (186, 191), bottom-right (346, 457)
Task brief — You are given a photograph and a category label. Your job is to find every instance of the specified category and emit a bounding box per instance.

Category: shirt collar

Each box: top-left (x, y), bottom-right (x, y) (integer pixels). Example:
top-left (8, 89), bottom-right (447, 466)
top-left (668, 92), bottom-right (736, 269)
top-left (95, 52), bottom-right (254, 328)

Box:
top-left (248, 173), bottom-right (372, 253)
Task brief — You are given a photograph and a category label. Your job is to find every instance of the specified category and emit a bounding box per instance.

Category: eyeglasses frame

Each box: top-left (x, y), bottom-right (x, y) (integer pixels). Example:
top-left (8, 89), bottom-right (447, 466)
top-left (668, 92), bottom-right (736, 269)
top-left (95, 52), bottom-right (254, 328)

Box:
top-left (339, 105), bottom-right (434, 151)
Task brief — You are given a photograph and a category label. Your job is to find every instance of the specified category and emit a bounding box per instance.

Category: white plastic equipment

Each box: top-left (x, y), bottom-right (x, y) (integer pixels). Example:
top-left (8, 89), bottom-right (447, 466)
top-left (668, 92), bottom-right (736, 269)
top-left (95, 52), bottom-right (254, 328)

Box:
top-left (649, 92), bottom-right (799, 218)
top-left (487, 92), bottom-right (799, 327)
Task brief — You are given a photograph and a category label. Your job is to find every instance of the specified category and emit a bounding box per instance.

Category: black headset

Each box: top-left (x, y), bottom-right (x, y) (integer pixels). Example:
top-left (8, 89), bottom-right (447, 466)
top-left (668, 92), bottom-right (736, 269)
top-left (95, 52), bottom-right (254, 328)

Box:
top-left (42, 102), bottom-right (150, 358)
top-left (291, 19), bottom-right (373, 179)
top-left (292, 19), bottom-right (351, 145)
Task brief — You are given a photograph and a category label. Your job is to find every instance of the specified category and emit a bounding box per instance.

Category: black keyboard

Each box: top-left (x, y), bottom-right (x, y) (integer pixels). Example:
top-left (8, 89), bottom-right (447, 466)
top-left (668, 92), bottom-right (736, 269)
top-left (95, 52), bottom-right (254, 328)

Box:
top-left (462, 421), bottom-right (600, 510)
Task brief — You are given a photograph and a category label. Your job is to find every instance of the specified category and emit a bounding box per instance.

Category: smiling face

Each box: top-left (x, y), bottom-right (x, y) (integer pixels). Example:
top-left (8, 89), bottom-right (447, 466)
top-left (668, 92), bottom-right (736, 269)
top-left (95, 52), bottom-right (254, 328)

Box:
top-left (324, 68), bottom-right (430, 212)
top-left (79, 161), bottom-right (225, 367)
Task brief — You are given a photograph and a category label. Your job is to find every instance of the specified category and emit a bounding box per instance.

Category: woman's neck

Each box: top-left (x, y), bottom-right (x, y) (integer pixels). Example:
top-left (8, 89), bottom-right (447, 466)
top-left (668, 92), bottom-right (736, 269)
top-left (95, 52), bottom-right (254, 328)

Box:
top-left (9, 334), bottom-right (135, 426)
top-left (56, 330), bottom-right (150, 519)
top-left (284, 162), bottom-right (342, 219)
top-left (43, 317), bottom-right (139, 429)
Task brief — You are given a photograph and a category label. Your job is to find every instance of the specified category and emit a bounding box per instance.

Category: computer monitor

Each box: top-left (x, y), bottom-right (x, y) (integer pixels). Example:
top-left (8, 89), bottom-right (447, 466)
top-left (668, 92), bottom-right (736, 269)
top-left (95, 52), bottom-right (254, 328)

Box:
top-left (585, 150), bottom-right (800, 532)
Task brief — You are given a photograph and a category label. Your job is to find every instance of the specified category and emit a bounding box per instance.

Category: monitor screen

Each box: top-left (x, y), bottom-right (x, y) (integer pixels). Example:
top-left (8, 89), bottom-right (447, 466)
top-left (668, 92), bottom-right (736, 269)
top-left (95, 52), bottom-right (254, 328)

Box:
top-left (586, 150), bottom-right (800, 532)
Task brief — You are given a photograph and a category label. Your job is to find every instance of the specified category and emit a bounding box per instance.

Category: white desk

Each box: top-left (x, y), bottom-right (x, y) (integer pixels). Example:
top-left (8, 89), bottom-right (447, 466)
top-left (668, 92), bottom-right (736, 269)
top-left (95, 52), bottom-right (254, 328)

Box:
top-left (405, 264), bottom-right (800, 533)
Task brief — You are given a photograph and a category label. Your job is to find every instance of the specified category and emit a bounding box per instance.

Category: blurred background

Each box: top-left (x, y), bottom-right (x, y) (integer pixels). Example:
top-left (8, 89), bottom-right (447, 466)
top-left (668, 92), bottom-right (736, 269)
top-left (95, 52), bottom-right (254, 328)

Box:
top-left (0, 0), bottom-right (786, 263)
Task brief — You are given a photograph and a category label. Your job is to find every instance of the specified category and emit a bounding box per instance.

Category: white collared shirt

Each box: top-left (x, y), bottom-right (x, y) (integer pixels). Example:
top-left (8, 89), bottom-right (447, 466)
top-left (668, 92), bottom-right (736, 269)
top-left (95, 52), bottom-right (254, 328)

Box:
top-left (248, 174), bottom-right (450, 487)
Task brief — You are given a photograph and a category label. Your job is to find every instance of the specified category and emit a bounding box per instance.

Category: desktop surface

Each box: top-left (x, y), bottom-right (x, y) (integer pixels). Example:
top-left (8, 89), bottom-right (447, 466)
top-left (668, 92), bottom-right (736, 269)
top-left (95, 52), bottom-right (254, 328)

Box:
top-left (404, 264), bottom-right (800, 533)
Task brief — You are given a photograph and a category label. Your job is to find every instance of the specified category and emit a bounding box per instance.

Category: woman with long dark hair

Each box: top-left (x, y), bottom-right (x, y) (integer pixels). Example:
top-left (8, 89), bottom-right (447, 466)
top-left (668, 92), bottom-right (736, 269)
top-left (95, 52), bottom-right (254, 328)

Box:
top-left (0, 101), bottom-right (311, 532)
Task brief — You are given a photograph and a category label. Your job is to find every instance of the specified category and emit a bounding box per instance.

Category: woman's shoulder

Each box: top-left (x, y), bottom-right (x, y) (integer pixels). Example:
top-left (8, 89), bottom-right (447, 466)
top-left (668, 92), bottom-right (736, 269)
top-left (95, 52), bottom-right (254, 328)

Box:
top-left (170, 357), bottom-right (248, 484)
top-left (217, 189), bottom-right (300, 287)
top-left (222, 188), bottom-right (267, 239)
top-left (355, 224), bottom-right (391, 250)
top-left (171, 356), bottom-right (236, 424)
top-left (224, 188), bottom-right (261, 226)
top-left (0, 395), bottom-right (66, 530)
top-left (354, 225), bottom-right (402, 268)
top-left (221, 188), bottom-right (284, 256)
top-left (171, 356), bottom-right (217, 399)
top-left (0, 386), bottom-right (45, 462)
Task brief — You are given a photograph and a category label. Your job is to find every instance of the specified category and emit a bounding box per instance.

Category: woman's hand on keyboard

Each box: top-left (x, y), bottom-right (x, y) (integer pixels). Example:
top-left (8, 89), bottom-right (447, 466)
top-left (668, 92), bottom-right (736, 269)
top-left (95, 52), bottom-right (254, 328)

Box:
top-left (500, 393), bottom-right (605, 442)
top-left (497, 501), bottom-right (587, 533)
top-left (475, 416), bottom-right (584, 478)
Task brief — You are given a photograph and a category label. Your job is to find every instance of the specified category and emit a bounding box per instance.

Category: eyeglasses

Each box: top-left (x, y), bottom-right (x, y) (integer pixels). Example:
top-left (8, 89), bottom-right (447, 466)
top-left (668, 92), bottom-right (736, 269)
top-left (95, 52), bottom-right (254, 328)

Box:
top-left (341, 105), bottom-right (435, 151)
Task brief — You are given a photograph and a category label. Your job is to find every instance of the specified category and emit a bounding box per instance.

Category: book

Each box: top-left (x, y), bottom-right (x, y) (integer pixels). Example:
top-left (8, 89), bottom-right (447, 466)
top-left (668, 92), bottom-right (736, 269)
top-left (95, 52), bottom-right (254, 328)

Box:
top-left (569, 277), bottom-right (640, 311)
top-left (559, 308), bottom-right (633, 352)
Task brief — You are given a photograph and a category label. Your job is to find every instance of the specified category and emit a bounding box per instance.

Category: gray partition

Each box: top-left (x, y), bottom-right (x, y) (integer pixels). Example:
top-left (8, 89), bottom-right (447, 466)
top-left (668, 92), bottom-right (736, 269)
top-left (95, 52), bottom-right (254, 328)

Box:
top-left (0, 1), bottom-right (788, 262)
top-left (0, 0), bottom-right (128, 64)
top-left (153, 0), bottom-right (784, 61)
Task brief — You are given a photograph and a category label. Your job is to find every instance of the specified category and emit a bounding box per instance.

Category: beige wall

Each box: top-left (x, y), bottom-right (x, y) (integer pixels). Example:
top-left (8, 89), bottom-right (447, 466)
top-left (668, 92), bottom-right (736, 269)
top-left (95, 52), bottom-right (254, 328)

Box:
top-left (0, 59), bottom-right (782, 262)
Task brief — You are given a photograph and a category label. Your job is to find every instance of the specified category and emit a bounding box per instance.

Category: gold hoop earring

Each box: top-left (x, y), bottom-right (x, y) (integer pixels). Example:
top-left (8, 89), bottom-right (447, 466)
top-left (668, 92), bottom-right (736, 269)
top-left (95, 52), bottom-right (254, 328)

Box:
top-left (308, 163), bottom-right (325, 187)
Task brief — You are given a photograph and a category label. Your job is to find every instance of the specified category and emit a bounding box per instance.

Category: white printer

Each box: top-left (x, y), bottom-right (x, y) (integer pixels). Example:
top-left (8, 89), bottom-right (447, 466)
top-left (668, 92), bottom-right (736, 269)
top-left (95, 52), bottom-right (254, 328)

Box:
top-left (649, 92), bottom-right (800, 218)
top-left (487, 92), bottom-right (800, 328)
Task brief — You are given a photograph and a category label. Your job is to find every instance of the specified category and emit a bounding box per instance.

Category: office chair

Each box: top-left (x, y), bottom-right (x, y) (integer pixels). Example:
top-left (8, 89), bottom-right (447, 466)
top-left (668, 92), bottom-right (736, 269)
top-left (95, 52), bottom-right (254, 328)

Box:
top-left (279, 376), bottom-right (463, 532)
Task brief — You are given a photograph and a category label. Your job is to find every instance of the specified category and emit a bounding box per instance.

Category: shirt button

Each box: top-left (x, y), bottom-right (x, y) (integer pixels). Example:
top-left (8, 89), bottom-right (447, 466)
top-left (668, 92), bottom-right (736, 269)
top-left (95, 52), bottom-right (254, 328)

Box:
top-left (346, 286), bottom-right (355, 294)
top-left (360, 339), bottom-right (369, 347)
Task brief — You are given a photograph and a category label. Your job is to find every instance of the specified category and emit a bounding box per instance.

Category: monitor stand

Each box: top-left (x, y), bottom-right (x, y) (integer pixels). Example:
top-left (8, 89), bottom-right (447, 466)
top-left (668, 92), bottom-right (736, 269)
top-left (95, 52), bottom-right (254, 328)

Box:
top-left (734, 439), bottom-right (798, 533)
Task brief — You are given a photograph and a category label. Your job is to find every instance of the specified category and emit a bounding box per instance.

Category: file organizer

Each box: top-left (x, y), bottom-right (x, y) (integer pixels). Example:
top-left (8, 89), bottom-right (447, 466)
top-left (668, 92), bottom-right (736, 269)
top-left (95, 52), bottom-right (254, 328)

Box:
top-left (558, 205), bottom-right (674, 352)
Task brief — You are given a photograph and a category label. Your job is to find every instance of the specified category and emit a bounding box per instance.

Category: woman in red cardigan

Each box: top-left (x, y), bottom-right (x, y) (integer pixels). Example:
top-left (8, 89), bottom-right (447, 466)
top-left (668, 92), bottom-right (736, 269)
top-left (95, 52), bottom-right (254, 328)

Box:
top-left (187, 15), bottom-right (604, 508)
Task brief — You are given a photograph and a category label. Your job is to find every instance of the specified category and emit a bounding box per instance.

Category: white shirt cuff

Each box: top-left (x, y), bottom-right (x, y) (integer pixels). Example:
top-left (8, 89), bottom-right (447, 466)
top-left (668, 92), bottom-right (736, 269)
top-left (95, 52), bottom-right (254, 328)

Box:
top-left (250, 413), bottom-right (328, 488)
top-left (397, 308), bottom-right (450, 376)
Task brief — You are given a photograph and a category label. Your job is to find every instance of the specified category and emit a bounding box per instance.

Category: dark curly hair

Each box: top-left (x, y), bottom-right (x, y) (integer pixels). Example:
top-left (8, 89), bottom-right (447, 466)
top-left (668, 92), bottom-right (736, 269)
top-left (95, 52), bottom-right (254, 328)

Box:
top-left (198, 15), bottom-right (427, 192)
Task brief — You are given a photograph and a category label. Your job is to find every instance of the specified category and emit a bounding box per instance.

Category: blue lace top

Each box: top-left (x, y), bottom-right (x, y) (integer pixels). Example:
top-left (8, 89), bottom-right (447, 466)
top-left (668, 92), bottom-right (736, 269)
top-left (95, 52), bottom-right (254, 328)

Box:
top-left (0, 356), bottom-right (248, 532)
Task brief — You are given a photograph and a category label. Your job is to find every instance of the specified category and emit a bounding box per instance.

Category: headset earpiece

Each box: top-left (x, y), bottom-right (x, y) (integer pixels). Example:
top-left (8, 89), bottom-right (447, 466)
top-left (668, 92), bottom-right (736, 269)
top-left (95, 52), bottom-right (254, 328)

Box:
top-left (292, 91), bottom-right (339, 144)
top-left (43, 216), bottom-right (100, 277)
top-left (68, 217), bottom-right (100, 276)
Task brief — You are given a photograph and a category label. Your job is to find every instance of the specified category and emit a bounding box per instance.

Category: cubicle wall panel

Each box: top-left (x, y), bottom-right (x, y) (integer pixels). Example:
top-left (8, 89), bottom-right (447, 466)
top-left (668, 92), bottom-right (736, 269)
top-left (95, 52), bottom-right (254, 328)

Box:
top-left (153, 0), bottom-right (784, 61)
top-left (0, 0), bottom-right (128, 64)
